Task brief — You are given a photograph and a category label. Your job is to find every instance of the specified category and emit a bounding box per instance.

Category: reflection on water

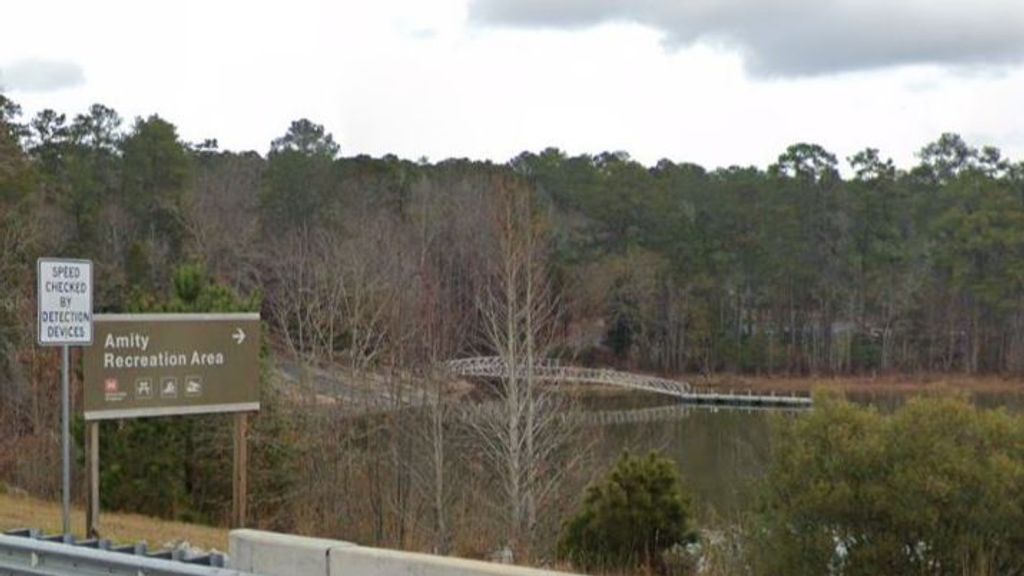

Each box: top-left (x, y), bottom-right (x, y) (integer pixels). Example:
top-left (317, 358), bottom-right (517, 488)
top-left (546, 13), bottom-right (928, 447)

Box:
top-left (582, 388), bottom-right (1024, 523)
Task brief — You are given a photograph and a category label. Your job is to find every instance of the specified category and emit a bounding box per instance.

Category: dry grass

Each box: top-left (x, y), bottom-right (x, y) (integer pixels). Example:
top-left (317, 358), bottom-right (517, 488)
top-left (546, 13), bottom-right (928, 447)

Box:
top-left (704, 373), bottom-right (1024, 394)
top-left (0, 492), bottom-right (228, 551)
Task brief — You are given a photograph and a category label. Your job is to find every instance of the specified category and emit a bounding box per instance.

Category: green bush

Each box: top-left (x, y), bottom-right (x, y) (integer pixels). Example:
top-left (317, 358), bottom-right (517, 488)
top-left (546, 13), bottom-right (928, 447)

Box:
top-left (559, 451), bottom-right (698, 572)
top-left (756, 393), bottom-right (1024, 576)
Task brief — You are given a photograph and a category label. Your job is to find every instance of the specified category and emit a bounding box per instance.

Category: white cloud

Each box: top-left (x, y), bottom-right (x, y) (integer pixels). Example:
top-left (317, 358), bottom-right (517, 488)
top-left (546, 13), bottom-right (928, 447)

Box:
top-left (0, 59), bottom-right (85, 92)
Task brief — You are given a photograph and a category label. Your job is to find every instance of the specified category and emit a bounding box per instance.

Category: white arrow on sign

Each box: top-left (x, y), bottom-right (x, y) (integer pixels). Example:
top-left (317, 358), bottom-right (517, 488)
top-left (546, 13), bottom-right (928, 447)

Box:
top-left (232, 328), bottom-right (246, 345)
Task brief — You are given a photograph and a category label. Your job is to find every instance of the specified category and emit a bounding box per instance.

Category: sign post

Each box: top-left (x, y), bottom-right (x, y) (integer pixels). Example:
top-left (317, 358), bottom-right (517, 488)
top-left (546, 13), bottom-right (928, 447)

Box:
top-left (82, 313), bottom-right (260, 530)
top-left (86, 421), bottom-right (99, 537)
top-left (232, 412), bottom-right (248, 527)
top-left (37, 258), bottom-right (94, 536)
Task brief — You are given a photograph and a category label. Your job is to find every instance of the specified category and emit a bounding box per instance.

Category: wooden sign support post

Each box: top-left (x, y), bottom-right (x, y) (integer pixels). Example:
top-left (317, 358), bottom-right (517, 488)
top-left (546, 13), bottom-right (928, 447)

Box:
top-left (87, 411), bottom-right (251, 535)
top-left (232, 412), bottom-right (249, 528)
top-left (86, 421), bottom-right (100, 537)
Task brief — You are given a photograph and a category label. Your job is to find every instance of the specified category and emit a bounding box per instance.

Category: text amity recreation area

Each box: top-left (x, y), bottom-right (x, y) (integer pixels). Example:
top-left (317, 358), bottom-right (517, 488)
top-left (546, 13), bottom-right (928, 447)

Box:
top-left (102, 332), bottom-right (226, 369)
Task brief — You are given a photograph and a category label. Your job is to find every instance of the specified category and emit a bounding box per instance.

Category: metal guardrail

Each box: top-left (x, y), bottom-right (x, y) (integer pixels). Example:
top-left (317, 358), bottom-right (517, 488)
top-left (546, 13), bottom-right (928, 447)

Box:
top-left (0, 529), bottom-right (253, 576)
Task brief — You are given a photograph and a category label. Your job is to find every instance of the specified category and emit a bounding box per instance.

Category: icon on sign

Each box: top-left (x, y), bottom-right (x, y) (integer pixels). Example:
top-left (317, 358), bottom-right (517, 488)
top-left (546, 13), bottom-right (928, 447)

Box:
top-left (185, 375), bottom-right (203, 397)
top-left (104, 377), bottom-right (127, 402)
top-left (160, 377), bottom-right (178, 398)
top-left (135, 378), bottom-right (154, 399)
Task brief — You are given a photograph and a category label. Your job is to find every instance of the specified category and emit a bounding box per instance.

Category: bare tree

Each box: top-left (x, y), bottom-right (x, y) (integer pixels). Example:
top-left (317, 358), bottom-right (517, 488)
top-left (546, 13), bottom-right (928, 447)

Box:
top-left (0, 196), bottom-right (69, 498)
top-left (183, 152), bottom-right (263, 292)
top-left (263, 227), bottom-right (338, 374)
top-left (468, 175), bottom-right (580, 558)
top-left (380, 178), bottom-right (481, 555)
top-left (336, 217), bottom-right (403, 371)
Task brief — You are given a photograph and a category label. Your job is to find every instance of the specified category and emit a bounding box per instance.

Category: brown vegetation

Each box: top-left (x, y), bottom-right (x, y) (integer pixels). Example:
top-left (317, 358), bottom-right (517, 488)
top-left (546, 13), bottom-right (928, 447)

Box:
top-left (704, 373), bottom-right (1024, 394)
top-left (0, 491), bottom-right (228, 551)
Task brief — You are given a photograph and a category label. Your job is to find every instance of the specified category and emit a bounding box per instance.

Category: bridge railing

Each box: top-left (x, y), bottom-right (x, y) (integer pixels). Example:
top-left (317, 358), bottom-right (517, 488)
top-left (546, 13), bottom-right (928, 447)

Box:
top-left (445, 356), bottom-right (693, 396)
top-left (445, 356), bottom-right (812, 408)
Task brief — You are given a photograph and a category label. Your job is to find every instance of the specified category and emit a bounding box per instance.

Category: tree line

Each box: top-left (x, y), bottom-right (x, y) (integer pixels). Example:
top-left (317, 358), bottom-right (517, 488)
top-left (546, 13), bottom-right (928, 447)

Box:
top-left (4, 95), bottom-right (1023, 380)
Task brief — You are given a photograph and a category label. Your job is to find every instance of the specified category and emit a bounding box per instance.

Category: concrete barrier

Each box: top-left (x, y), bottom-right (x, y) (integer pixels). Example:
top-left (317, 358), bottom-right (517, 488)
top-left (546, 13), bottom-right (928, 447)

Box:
top-left (330, 546), bottom-right (575, 576)
top-left (229, 530), bottom-right (578, 576)
top-left (230, 529), bottom-right (355, 576)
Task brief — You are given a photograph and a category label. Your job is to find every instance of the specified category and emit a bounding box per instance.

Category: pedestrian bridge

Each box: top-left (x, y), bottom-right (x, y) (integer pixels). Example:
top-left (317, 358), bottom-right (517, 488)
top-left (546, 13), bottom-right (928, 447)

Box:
top-left (445, 356), bottom-right (812, 409)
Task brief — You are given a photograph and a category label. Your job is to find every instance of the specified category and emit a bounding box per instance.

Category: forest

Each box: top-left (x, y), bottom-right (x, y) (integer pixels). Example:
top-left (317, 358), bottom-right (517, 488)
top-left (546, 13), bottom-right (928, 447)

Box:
top-left (4, 96), bottom-right (1024, 379)
top-left (2, 93), bottom-right (1024, 572)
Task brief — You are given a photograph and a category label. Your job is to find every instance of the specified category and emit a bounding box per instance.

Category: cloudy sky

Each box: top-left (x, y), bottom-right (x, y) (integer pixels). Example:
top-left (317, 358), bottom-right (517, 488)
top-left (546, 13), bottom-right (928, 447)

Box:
top-left (2, 0), bottom-right (1022, 170)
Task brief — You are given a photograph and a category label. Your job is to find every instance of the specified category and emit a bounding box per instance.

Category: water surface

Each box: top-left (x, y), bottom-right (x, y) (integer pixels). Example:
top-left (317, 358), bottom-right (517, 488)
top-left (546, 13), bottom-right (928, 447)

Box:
top-left (583, 388), bottom-right (1024, 522)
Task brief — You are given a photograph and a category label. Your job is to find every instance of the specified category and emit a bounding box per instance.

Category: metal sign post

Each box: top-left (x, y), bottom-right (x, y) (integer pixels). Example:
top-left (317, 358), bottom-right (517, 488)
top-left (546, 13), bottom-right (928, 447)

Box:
top-left (37, 258), bottom-right (94, 536)
top-left (61, 345), bottom-right (69, 534)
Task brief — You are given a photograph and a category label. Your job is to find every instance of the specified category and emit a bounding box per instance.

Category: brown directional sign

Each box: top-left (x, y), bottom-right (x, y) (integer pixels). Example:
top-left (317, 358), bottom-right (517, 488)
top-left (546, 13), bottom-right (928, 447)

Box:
top-left (83, 313), bottom-right (260, 420)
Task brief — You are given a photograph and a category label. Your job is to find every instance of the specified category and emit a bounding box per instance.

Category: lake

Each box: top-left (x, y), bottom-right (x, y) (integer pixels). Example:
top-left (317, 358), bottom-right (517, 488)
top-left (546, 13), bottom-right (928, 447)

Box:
top-left (582, 388), bottom-right (1024, 523)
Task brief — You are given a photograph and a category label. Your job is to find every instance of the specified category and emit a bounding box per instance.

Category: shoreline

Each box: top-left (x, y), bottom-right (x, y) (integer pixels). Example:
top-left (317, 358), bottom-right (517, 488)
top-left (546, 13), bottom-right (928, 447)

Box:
top-left (541, 371), bottom-right (1024, 398)
top-left (702, 373), bottom-right (1024, 394)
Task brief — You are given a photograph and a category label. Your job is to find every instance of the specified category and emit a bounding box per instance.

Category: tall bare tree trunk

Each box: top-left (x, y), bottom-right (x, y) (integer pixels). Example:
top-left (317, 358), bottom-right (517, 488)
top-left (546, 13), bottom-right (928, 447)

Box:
top-left (470, 176), bottom-right (573, 560)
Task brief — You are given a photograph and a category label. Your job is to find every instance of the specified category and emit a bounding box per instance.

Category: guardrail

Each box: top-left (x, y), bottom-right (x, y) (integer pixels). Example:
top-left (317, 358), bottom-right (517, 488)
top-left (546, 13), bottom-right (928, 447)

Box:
top-left (0, 529), bottom-right (251, 576)
top-left (0, 528), bottom-right (580, 575)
